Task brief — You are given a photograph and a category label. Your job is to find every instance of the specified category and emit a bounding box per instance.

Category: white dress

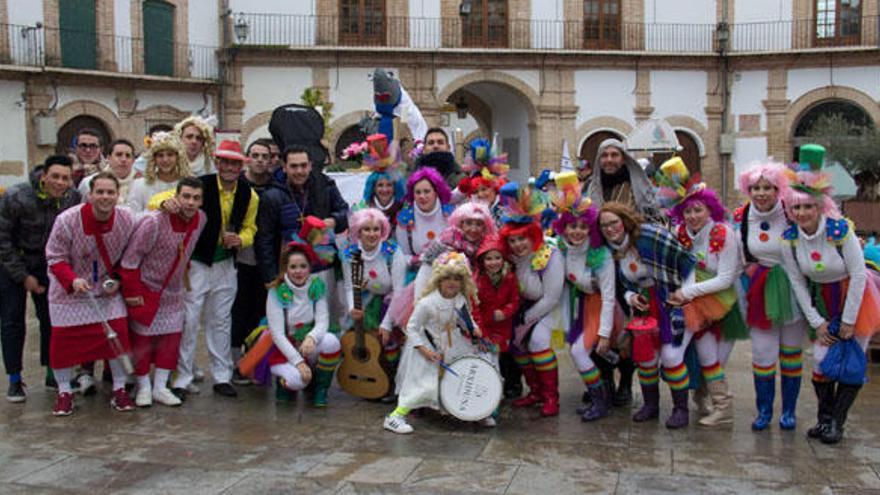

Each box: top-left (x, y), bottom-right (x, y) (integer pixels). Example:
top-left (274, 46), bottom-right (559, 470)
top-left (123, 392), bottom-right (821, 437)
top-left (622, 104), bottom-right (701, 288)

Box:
top-left (395, 290), bottom-right (477, 410)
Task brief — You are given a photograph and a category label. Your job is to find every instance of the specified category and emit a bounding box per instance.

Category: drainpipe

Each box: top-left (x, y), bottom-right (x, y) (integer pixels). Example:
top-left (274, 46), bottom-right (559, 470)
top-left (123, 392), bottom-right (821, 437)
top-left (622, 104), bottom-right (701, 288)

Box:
top-left (717, 0), bottom-right (732, 204)
top-left (218, 1), bottom-right (232, 128)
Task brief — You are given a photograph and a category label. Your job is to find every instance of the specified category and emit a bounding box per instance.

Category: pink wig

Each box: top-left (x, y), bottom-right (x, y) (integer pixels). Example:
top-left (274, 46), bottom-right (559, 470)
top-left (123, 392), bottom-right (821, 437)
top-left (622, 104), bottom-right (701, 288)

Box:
top-left (447, 201), bottom-right (497, 237)
top-left (348, 207), bottom-right (391, 243)
top-left (738, 161), bottom-right (789, 194)
top-left (405, 167), bottom-right (452, 205)
top-left (667, 188), bottom-right (726, 225)
top-left (782, 173), bottom-right (841, 220)
top-left (551, 208), bottom-right (602, 248)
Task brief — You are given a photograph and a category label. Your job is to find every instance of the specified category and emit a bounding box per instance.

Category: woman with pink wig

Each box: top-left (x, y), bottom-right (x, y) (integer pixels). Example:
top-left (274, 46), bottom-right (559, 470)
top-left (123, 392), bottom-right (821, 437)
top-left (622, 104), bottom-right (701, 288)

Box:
top-left (779, 144), bottom-right (879, 444)
top-left (734, 160), bottom-right (807, 432)
top-left (439, 200), bottom-right (497, 264)
top-left (341, 208), bottom-right (406, 395)
top-left (658, 158), bottom-right (747, 427)
top-left (551, 172), bottom-right (617, 422)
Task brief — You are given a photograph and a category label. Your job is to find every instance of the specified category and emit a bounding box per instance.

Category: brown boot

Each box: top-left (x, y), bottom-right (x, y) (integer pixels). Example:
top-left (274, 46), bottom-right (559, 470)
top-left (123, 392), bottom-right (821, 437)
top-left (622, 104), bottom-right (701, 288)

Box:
top-left (699, 379), bottom-right (733, 427)
top-left (692, 381), bottom-right (713, 418)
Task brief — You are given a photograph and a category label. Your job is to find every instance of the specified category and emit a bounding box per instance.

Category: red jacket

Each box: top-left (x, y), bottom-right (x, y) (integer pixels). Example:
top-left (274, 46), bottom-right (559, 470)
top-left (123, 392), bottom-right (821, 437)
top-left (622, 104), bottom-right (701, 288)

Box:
top-left (474, 270), bottom-right (520, 352)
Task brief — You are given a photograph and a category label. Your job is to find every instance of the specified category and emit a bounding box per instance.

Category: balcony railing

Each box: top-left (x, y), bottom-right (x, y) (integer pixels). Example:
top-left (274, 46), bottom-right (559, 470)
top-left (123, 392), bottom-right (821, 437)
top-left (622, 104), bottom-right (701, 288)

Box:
top-left (232, 13), bottom-right (880, 53)
top-left (0, 24), bottom-right (220, 80)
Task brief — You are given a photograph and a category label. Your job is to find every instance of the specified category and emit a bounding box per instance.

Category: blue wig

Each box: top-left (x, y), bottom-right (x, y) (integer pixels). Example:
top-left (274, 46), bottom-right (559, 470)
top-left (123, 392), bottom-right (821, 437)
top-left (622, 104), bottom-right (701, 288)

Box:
top-left (363, 171), bottom-right (405, 204)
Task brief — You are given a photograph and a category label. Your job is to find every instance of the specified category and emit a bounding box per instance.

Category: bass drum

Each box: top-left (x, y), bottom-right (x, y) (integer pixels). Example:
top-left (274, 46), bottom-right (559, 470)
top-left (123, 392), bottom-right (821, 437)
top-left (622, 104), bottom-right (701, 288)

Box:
top-left (439, 356), bottom-right (503, 422)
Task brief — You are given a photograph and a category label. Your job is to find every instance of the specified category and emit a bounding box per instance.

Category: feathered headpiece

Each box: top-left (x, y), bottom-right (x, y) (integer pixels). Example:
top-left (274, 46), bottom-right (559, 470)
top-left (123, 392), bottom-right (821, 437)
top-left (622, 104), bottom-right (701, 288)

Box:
top-left (782, 144), bottom-right (839, 218)
top-left (499, 181), bottom-right (551, 227)
top-left (551, 171), bottom-right (601, 247)
top-left (289, 216), bottom-right (335, 267)
top-left (654, 157), bottom-right (727, 224)
top-left (463, 137), bottom-right (509, 182)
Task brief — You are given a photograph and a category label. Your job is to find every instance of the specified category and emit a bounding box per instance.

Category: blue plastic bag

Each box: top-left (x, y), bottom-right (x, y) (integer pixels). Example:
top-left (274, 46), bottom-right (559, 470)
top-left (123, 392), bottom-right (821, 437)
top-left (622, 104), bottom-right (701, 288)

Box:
top-left (820, 319), bottom-right (867, 385)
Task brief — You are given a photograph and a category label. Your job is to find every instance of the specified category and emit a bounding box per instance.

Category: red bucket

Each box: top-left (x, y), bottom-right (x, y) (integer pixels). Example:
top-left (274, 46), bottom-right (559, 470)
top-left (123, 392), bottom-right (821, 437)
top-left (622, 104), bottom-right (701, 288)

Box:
top-left (626, 316), bottom-right (659, 363)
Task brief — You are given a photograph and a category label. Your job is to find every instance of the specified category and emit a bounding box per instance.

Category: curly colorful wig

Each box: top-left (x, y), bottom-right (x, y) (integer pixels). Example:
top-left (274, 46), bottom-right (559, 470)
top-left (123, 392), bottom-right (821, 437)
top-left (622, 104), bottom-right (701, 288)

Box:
top-left (737, 161), bottom-right (789, 194)
top-left (405, 167), bottom-right (452, 205)
top-left (667, 188), bottom-right (726, 225)
top-left (447, 201), bottom-right (497, 237)
top-left (782, 170), bottom-right (841, 219)
top-left (348, 207), bottom-right (392, 244)
top-left (363, 171), bottom-right (405, 204)
top-left (551, 171), bottom-right (601, 248)
top-left (422, 251), bottom-right (478, 303)
top-left (498, 222), bottom-right (544, 257)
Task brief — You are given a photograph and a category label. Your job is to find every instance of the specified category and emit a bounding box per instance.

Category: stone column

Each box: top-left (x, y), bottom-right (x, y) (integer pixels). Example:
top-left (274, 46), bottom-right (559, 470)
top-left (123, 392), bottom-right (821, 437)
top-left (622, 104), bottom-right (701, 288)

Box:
top-left (633, 68), bottom-right (653, 122)
top-left (24, 77), bottom-right (56, 168)
top-left (763, 67), bottom-right (789, 162)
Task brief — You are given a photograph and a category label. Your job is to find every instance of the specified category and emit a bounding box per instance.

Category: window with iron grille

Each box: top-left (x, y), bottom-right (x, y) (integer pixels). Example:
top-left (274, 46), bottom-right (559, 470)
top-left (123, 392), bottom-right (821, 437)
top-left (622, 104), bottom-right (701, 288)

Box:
top-left (815, 0), bottom-right (861, 46)
top-left (462, 0), bottom-right (508, 48)
top-left (339, 0), bottom-right (386, 45)
top-left (584, 0), bottom-right (621, 49)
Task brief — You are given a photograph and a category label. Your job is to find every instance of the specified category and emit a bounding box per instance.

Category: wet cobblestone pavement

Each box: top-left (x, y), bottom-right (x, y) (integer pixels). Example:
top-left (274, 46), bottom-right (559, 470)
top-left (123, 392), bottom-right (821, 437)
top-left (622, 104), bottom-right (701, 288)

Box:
top-left (2, 329), bottom-right (879, 494)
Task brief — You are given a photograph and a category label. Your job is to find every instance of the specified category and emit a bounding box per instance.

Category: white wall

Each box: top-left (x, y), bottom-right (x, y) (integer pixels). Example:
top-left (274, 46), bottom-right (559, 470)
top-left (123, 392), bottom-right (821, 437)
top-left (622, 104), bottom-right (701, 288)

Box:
top-left (409, 0), bottom-right (441, 48)
top-left (468, 82), bottom-right (531, 182)
top-left (644, 0), bottom-right (715, 24)
top-left (7, 0), bottom-right (42, 26)
top-left (733, 137), bottom-right (769, 189)
top-left (57, 86), bottom-right (119, 116)
top-left (574, 70), bottom-right (637, 129)
top-left (731, 70), bottom-right (768, 132)
top-left (531, 0), bottom-right (564, 49)
top-left (242, 66), bottom-right (313, 123)
top-left (189, 0), bottom-right (220, 47)
top-left (113, 0), bottom-right (132, 72)
top-left (787, 66), bottom-right (880, 103)
top-left (651, 70), bottom-right (708, 127)
top-left (230, 0), bottom-right (315, 45)
top-left (0, 80), bottom-right (29, 187)
top-left (644, 0), bottom-right (714, 51)
top-left (135, 89), bottom-right (213, 115)
top-left (329, 67), bottom-right (392, 122)
top-left (229, 0), bottom-right (314, 15)
top-left (733, 0), bottom-right (793, 50)
top-left (437, 69), bottom-right (540, 97)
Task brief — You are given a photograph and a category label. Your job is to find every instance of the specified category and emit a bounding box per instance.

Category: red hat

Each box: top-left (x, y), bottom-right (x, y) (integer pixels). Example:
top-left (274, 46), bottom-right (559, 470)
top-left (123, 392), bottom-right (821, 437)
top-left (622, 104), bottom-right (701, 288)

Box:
top-left (214, 140), bottom-right (246, 161)
top-left (476, 234), bottom-right (506, 260)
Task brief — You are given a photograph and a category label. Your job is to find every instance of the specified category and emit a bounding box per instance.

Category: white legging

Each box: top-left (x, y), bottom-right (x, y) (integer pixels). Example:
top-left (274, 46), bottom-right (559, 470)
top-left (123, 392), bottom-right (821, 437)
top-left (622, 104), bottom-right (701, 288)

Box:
top-left (637, 330), bottom-right (695, 369)
top-left (515, 314), bottom-right (554, 354)
top-left (570, 340), bottom-right (595, 371)
top-left (749, 321), bottom-right (806, 367)
top-left (270, 333), bottom-right (341, 391)
top-left (692, 332), bottom-right (737, 367)
top-left (54, 359), bottom-right (128, 393)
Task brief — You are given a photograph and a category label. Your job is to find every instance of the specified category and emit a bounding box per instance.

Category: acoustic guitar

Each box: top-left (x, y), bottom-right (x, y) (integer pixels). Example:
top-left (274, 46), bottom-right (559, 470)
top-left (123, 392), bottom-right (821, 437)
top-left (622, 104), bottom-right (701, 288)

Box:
top-left (337, 251), bottom-right (392, 399)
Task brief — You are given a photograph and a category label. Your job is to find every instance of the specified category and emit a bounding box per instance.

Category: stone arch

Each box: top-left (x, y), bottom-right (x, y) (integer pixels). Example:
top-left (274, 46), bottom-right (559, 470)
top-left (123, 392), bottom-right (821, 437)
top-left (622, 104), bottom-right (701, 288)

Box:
top-left (327, 110), bottom-right (372, 158)
top-left (784, 86), bottom-right (880, 162)
top-left (437, 70), bottom-right (540, 124)
top-left (138, 104), bottom-right (190, 125)
top-left (55, 100), bottom-right (121, 140)
top-left (241, 111), bottom-right (274, 146)
top-left (662, 116), bottom-right (708, 156)
top-left (575, 117), bottom-right (633, 154)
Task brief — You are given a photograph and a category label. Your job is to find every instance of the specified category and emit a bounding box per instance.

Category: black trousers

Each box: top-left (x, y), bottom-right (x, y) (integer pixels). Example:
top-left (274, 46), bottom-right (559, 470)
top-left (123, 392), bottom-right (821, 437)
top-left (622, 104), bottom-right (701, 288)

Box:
top-left (0, 268), bottom-right (51, 375)
top-left (230, 263), bottom-right (267, 349)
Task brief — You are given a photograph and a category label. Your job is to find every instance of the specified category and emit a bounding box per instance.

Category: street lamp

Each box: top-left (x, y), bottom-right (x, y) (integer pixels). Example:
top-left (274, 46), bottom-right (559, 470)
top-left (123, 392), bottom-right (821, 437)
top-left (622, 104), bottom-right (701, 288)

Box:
top-left (459, 1), bottom-right (472, 17)
top-left (455, 96), bottom-right (468, 119)
top-left (234, 15), bottom-right (249, 44)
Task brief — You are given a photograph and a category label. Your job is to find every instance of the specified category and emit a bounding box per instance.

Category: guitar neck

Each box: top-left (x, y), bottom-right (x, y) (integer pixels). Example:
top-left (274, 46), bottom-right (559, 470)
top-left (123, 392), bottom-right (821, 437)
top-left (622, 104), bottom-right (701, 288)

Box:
top-left (352, 254), bottom-right (365, 348)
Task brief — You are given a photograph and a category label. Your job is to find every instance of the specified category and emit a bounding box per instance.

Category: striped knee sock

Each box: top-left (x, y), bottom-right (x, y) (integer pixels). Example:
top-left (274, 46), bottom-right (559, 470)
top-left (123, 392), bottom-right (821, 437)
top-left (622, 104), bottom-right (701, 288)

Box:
top-left (752, 362), bottom-right (776, 380)
top-left (638, 364), bottom-right (660, 386)
top-left (317, 350), bottom-right (342, 372)
top-left (513, 352), bottom-right (532, 371)
top-left (580, 366), bottom-right (602, 389)
top-left (531, 349), bottom-right (558, 372)
top-left (383, 345), bottom-right (400, 365)
top-left (701, 361), bottom-right (724, 383)
top-left (779, 345), bottom-right (802, 378)
top-left (662, 362), bottom-right (690, 391)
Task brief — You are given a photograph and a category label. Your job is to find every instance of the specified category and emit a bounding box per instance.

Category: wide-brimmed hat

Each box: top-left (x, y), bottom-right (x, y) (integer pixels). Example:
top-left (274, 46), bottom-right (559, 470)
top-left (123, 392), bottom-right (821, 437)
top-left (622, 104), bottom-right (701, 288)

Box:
top-left (214, 140), bottom-right (246, 161)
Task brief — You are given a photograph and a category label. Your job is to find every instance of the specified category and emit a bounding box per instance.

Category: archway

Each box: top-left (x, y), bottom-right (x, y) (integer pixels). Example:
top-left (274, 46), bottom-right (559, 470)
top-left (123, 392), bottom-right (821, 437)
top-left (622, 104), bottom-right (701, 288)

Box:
top-left (579, 129), bottom-right (624, 166)
top-left (56, 115), bottom-right (112, 155)
top-left (438, 71), bottom-right (539, 182)
top-left (793, 99), bottom-right (875, 151)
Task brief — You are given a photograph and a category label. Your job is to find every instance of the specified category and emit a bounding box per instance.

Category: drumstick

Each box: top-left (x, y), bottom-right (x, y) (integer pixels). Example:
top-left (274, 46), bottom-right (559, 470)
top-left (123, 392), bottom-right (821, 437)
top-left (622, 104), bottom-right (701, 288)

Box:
top-left (438, 360), bottom-right (459, 377)
top-left (85, 292), bottom-right (134, 374)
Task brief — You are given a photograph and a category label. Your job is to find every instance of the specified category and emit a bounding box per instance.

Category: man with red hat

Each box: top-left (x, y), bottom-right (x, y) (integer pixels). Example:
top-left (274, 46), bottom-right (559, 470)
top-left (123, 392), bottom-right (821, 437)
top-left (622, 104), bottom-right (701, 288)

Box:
top-left (151, 139), bottom-right (258, 399)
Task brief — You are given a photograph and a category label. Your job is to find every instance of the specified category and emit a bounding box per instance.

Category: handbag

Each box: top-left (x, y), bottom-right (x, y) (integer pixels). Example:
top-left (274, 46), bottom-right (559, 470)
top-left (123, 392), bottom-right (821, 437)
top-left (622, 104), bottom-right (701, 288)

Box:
top-left (820, 319), bottom-right (868, 385)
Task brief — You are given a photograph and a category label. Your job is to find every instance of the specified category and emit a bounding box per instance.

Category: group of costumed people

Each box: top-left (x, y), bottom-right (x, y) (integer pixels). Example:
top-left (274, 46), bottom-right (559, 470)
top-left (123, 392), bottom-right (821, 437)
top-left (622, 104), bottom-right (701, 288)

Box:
top-left (8, 117), bottom-right (876, 446)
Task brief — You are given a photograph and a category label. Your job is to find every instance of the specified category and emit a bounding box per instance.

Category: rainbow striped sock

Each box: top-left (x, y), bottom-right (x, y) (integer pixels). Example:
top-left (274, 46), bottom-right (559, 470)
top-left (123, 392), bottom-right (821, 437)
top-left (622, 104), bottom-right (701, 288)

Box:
top-left (701, 361), bottom-right (724, 383)
top-left (580, 366), bottom-right (602, 389)
top-left (531, 349), bottom-right (558, 372)
top-left (638, 364), bottom-right (660, 386)
top-left (383, 345), bottom-right (401, 365)
top-left (812, 371), bottom-right (831, 383)
top-left (513, 353), bottom-right (531, 368)
top-left (752, 362), bottom-right (776, 380)
top-left (779, 345), bottom-right (802, 378)
top-left (316, 350), bottom-right (342, 372)
top-left (662, 362), bottom-right (690, 391)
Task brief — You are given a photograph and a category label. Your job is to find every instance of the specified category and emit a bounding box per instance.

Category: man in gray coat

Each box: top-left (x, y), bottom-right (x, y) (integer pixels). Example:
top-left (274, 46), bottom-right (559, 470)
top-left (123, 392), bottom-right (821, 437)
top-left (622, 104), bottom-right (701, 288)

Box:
top-left (0, 155), bottom-right (81, 402)
top-left (586, 138), bottom-right (662, 223)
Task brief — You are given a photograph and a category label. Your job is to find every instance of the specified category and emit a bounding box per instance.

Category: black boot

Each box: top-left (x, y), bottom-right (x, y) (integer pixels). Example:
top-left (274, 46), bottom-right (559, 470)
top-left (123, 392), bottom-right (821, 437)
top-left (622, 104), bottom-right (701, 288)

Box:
top-left (592, 351), bottom-right (617, 405)
top-left (822, 383), bottom-right (862, 445)
top-left (614, 358), bottom-right (635, 407)
top-left (807, 380), bottom-right (835, 439)
top-left (500, 352), bottom-right (523, 399)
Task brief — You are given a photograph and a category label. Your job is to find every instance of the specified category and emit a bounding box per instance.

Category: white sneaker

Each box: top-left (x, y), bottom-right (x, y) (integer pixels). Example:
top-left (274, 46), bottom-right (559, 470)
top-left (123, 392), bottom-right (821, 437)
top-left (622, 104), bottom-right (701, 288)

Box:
top-left (135, 386), bottom-right (152, 407)
top-left (193, 366), bottom-right (205, 383)
top-left (185, 383), bottom-right (200, 394)
top-left (479, 417), bottom-right (497, 428)
top-left (152, 388), bottom-right (182, 407)
top-left (383, 414), bottom-right (414, 434)
top-left (76, 373), bottom-right (96, 396)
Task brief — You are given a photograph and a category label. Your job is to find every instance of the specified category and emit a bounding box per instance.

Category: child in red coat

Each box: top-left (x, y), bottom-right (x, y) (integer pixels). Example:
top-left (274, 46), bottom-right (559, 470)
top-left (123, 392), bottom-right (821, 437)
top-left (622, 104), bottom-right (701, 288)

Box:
top-left (474, 235), bottom-right (520, 397)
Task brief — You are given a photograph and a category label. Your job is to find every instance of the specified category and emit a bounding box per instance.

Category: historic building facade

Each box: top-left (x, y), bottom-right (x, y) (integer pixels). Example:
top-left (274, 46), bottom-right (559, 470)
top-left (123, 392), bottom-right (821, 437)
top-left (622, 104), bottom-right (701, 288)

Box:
top-left (0, 0), bottom-right (877, 204)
